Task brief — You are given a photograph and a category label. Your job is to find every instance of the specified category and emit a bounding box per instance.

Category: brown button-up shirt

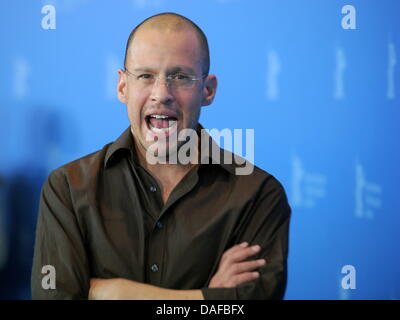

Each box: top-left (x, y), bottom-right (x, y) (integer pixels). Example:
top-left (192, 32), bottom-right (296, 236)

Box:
top-left (31, 125), bottom-right (291, 300)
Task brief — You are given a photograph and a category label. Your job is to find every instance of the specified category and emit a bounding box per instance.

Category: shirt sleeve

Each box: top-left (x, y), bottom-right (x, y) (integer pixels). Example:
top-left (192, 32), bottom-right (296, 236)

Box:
top-left (201, 176), bottom-right (291, 300)
top-left (31, 169), bottom-right (90, 299)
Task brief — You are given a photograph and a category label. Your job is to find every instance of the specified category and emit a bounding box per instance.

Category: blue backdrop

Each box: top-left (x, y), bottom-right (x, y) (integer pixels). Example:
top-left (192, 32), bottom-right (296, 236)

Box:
top-left (0, 0), bottom-right (399, 299)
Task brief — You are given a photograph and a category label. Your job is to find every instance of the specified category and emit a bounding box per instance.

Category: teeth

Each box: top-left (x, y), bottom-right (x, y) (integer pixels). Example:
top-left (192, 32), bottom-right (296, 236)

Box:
top-left (150, 114), bottom-right (170, 119)
top-left (147, 114), bottom-right (177, 133)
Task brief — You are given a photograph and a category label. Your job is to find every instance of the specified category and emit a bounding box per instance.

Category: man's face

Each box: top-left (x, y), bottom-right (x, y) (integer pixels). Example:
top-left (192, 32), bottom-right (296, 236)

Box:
top-left (118, 27), bottom-right (216, 159)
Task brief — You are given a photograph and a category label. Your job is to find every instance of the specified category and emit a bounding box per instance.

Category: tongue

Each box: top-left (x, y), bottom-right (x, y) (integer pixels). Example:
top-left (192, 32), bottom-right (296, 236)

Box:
top-left (149, 118), bottom-right (175, 129)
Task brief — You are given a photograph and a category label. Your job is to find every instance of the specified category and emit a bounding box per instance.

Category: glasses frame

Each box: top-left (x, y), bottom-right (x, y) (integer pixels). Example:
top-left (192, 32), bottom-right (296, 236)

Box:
top-left (123, 67), bottom-right (208, 89)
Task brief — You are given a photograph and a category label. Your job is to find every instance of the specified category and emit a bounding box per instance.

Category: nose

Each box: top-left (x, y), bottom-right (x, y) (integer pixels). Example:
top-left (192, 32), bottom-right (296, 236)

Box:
top-left (150, 76), bottom-right (174, 105)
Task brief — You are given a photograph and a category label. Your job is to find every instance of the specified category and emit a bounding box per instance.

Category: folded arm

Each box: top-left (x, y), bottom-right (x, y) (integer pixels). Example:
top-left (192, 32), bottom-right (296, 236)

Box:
top-left (89, 178), bottom-right (291, 300)
top-left (89, 242), bottom-right (267, 300)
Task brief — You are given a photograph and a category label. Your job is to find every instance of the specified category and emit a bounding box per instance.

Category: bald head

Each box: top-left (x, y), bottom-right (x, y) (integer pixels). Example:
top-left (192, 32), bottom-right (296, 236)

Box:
top-left (123, 12), bottom-right (210, 75)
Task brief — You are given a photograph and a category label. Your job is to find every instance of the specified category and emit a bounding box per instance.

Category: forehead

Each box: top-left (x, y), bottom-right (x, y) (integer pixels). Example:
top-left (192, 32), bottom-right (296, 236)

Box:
top-left (127, 28), bottom-right (203, 71)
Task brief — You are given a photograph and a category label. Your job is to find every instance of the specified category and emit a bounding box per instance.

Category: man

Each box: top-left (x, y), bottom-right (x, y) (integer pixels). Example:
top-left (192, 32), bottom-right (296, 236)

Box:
top-left (31, 12), bottom-right (291, 300)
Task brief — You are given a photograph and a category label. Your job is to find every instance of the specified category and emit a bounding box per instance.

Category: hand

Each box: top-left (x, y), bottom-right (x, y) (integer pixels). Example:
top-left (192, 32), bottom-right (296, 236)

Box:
top-left (208, 242), bottom-right (266, 288)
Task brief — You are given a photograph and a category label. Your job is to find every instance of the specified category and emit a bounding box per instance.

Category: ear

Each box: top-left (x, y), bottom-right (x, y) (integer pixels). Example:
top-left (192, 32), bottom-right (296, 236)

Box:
top-left (201, 74), bottom-right (218, 106)
top-left (117, 68), bottom-right (128, 104)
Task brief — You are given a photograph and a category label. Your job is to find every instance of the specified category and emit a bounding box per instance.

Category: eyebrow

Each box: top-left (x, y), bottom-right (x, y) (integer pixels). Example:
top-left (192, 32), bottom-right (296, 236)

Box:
top-left (131, 65), bottom-right (197, 74)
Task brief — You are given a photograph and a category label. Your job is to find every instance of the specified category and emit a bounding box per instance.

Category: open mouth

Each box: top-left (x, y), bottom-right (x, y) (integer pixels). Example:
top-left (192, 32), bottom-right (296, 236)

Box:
top-left (145, 114), bottom-right (178, 134)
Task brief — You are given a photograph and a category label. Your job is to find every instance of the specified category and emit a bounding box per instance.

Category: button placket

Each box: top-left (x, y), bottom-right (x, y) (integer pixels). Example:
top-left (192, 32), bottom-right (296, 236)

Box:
top-left (147, 216), bottom-right (167, 286)
top-left (151, 264), bottom-right (159, 272)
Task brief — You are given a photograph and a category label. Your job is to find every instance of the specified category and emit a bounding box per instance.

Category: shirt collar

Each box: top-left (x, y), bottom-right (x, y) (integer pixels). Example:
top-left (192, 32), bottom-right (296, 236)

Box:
top-left (104, 126), bottom-right (135, 168)
top-left (104, 124), bottom-right (240, 175)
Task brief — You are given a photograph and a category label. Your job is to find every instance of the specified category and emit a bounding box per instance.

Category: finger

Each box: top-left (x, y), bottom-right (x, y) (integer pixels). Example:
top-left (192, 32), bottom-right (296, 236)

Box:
top-left (228, 245), bottom-right (262, 264)
top-left (220, 242), bottom-right (249, 264)
top-left (231, 271), bottom-right (260, 287)
top-left (222, 242), bottom-right (249, 257)
top-left (230, 259), bottom-right (266, 274)
top-left (220, 244), bottom-right (261, 269)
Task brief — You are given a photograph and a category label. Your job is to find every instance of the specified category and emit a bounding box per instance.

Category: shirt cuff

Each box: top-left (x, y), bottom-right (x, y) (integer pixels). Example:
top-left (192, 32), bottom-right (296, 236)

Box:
top-left (201, 287), bottom-right (238, 300)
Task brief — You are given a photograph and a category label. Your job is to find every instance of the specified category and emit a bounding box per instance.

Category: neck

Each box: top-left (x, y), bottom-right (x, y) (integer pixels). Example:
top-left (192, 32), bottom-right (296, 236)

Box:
top-left (139, 148), bottom-right (197, 180)
top-left (133, 138), bottom-right (199, 204)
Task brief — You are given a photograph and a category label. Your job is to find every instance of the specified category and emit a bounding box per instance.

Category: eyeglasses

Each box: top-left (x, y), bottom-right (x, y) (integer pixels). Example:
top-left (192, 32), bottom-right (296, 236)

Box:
top-left (124, 68), bottom-right (207, 89)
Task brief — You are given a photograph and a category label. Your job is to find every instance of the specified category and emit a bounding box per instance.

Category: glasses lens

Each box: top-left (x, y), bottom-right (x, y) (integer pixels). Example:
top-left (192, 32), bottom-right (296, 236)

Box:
top-left (128, 71), bottom-right (198, 89)
top-left (169, 75), bottom-right (195, 88)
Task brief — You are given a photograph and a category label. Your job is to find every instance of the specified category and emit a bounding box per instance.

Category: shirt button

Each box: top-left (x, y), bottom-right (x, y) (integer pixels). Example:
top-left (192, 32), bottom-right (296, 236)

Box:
top-left (156, 221), bottom-right (163, 229)
top-left (151, 264), bottom-right (159, 272)
top-left (150, 186), bottom-right (157, 192)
